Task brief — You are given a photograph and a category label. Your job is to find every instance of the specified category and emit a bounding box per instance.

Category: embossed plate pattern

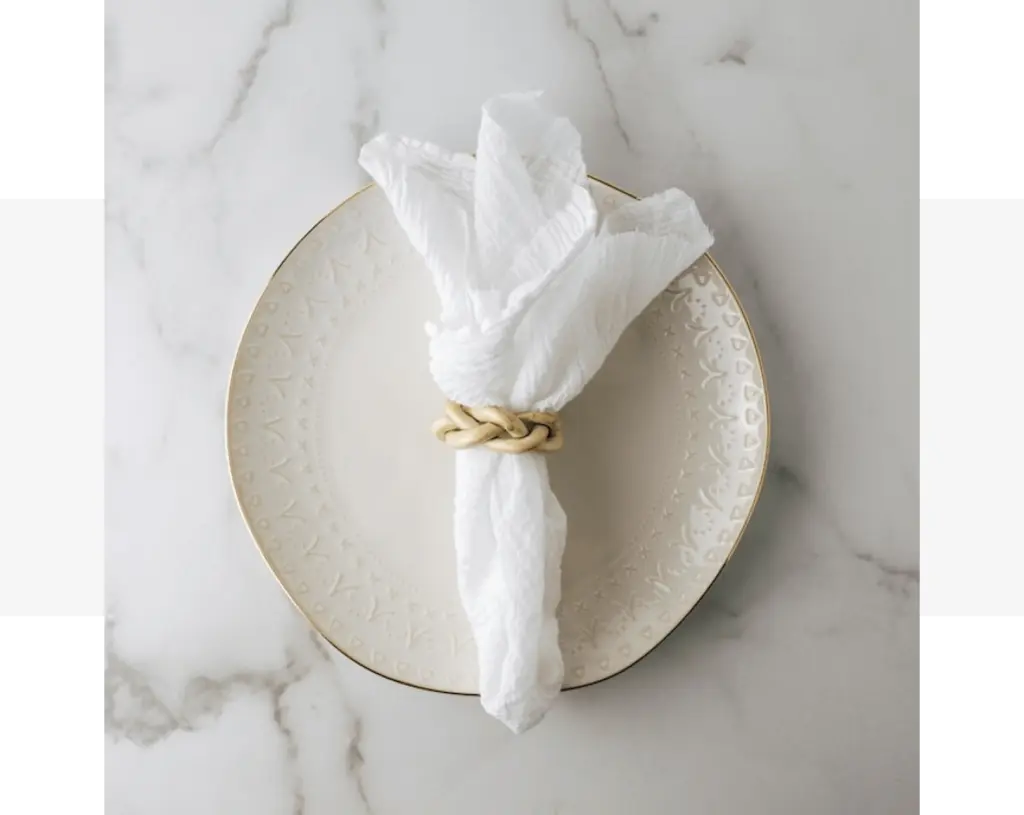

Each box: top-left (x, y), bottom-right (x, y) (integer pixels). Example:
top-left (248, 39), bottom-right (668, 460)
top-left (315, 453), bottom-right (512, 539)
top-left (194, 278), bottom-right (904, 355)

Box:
top-left (227, 180), bottom-right (769, 693)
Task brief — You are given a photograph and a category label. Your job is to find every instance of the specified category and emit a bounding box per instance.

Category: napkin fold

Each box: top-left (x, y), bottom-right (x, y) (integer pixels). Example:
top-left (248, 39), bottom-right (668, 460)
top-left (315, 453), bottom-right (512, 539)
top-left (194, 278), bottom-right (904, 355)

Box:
top-left (359, 92), bottom-right (713, 733)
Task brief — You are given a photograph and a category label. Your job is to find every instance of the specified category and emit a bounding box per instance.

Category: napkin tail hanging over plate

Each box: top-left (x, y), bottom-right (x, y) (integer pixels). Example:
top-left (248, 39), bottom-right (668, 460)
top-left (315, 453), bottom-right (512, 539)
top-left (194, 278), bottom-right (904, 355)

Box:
top-left (359, 92), bottom-right (713, 733)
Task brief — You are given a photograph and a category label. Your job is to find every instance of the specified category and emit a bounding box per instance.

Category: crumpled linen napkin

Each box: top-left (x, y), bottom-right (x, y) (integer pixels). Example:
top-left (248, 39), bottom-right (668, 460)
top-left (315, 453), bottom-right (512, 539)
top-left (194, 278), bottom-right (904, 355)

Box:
top-left (359, 92), bottom-right (713, 733)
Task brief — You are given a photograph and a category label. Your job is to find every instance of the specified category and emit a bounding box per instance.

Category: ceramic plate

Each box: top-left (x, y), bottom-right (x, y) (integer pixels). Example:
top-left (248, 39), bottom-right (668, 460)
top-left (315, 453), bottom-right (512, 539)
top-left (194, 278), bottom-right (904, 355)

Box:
top-left (227, 179), bottom-right (769, 693)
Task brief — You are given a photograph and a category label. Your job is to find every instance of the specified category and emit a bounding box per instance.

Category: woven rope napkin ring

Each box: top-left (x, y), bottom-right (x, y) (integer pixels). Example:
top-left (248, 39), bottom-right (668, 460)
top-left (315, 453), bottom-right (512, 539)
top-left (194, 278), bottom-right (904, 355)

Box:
top-left (432, 401), bottom-right (563, 453)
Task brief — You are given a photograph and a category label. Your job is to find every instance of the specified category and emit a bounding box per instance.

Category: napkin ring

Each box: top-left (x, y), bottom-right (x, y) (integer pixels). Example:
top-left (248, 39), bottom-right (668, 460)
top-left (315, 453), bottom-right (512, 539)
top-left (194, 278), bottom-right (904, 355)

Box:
top-left (432, 401), bottom-right (563, 453)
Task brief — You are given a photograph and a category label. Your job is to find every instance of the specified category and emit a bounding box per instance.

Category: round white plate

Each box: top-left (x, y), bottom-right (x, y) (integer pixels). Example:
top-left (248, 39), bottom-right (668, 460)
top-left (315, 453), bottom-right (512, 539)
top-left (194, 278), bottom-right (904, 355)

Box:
top-left (227, 179), bottom-right (769, 693)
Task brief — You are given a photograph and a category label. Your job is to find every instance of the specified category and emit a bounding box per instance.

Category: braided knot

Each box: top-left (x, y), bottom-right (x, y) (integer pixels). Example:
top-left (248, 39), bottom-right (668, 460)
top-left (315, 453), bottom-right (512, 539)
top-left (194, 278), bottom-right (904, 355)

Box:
top-left (432, 401), bottom-right (563, 453)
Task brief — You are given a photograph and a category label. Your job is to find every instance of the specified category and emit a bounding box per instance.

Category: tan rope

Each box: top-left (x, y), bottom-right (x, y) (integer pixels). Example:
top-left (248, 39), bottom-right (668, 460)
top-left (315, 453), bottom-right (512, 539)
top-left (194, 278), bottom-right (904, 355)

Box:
top-left (432, 401), bottom-right (563, 453)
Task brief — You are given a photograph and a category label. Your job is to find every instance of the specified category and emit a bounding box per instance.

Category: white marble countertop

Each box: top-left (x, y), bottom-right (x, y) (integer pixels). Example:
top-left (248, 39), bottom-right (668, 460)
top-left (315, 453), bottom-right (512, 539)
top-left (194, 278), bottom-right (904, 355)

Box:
top-left (105, 0), bottom-right (918, 812)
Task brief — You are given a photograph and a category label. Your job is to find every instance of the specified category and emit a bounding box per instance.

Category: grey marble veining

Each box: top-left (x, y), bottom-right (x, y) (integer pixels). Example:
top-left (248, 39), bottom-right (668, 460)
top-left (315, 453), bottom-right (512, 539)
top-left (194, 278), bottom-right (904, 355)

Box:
top-left (106, 0), bottom-right (918, 811)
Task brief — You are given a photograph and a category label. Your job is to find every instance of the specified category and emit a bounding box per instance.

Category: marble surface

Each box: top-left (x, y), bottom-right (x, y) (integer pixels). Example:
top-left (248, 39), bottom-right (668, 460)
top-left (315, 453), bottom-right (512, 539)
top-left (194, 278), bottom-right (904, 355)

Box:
top-left (105, 0), bottom-right (918, 812)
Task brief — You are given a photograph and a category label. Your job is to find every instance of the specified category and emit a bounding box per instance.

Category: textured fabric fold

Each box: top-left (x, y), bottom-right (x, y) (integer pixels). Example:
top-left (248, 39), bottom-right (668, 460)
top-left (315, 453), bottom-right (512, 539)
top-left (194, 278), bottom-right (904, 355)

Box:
top-left (359, 92), bottom-right (713, 732)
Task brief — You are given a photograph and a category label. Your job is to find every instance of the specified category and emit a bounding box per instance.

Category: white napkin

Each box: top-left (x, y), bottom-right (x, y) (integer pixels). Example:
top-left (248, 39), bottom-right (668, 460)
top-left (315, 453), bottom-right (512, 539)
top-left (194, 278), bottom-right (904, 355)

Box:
top-left (359, 92), bottom-right (713, 733)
